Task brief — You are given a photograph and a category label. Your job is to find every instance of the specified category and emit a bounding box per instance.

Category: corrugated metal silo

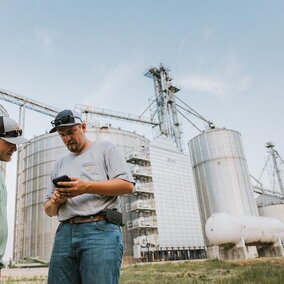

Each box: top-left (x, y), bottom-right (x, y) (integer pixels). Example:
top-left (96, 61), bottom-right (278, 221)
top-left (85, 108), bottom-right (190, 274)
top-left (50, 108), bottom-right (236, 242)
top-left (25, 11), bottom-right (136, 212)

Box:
top-left (14, 132), bottom-right (65, 262)
top-left (189, 128), bottom-right (258, 243)
top-left (256, 194), bottom-right (284, 223)
top-left (14, 125), bottom-right (149, 262)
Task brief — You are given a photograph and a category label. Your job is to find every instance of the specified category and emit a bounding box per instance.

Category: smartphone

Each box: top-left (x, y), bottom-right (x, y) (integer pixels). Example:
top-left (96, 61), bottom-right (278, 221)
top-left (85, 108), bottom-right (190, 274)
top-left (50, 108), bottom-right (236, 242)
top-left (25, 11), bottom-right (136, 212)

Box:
top-left (52, 175), bottom-right (71, 188)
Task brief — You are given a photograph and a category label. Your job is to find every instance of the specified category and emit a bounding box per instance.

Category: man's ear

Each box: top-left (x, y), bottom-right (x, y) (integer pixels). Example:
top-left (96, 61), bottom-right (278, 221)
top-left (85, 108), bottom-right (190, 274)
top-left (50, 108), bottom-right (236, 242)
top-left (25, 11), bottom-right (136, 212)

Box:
top-left (81, 122), bottom-right (87, 132)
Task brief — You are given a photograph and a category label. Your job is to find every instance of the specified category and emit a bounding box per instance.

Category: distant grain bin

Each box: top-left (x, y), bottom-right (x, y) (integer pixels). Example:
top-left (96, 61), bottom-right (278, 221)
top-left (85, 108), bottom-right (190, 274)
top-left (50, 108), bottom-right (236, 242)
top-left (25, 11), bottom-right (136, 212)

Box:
top-left (256, 194), bottom-right (284, 223)
top-left (189, 128), bottom-right (258, 243)
top-left (14, 125), bottom-right (149, 262)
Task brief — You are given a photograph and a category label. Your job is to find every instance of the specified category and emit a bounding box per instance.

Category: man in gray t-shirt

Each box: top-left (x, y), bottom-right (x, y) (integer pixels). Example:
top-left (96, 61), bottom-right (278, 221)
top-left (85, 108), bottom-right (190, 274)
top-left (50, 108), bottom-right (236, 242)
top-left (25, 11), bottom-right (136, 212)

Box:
top-left (44, 109), bottom-right (134, 284)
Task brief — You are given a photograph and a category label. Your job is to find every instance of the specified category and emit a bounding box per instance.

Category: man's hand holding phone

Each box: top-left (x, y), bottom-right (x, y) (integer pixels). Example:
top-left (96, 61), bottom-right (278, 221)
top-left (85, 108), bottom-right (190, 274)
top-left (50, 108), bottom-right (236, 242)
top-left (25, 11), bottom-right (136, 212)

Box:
top-left (52, 176), bottom-right (89, 198)
top-left (52, 175), bottom-right (72, 188)
top-left (51, 175), bottom-right (74, 201)
top-left (52, 175), bottom-right (84, 198)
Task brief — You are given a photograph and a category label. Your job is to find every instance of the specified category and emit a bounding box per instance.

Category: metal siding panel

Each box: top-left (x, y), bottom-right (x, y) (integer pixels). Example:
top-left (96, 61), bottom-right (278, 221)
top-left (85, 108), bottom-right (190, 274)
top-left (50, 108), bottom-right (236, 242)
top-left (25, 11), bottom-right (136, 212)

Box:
top-left (150, 136), bottom-right (204, 248)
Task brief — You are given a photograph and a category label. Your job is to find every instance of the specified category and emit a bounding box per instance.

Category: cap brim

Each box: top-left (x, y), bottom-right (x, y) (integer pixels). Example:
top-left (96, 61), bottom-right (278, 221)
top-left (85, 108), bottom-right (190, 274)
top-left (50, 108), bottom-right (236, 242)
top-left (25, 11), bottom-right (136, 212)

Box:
top-left (49, 122), bottom-right (81, 133)
top-left (49, 127), bottom-right (57, 133)
top-left (1, 136), bottom-right (29, 145)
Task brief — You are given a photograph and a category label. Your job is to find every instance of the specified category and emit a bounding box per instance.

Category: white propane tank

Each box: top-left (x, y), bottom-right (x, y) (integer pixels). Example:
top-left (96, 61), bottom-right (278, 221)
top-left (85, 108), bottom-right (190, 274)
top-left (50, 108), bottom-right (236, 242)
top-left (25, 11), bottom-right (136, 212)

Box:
top-left (205, 213), bottom-right (284, 245)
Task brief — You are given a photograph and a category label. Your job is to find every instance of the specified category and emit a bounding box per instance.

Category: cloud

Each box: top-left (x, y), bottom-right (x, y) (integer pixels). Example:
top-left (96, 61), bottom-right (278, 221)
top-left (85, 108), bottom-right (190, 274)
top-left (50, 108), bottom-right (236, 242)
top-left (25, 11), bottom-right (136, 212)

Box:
top-left (179, 75), bottom-right (225, 96)
top-left (178, 26), bottom-right (215, 52)
top-left (79, 60), bottom-right (154, 135)
top-left (24, 28), bottom-right (57, 55)
top-left (178, 52), bottom-right (252, 97)
top-left (82, 61), bottom-right (144, 108)
top-left (179, 73), bottom-right (252, 97)
top-left (35, 28), bottom-right (57, 51)
top-left (202, 27), bottom-right (215, 42)
top-left (178, 38), bottom-right (187, 51)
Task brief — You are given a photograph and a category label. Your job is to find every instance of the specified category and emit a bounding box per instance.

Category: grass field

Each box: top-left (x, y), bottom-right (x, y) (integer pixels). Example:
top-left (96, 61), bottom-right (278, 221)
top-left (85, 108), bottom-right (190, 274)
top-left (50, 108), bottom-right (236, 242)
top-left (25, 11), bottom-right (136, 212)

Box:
top-left (120, 257), bottom-right (284, 284)
top-left (2, 257), bottom-right (284, 283)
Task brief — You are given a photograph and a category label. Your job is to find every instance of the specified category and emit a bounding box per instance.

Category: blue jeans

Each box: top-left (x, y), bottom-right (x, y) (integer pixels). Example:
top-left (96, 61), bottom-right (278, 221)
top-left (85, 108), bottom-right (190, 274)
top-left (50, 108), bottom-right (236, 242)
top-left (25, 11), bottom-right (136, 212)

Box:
top-left (48, 221), bottom-right (123, 284)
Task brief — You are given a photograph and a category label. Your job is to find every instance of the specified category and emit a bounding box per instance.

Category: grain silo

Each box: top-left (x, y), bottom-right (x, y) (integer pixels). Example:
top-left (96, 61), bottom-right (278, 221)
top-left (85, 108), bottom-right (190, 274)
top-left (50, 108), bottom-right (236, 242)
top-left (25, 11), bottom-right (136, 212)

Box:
top-left (14, 124), bottom-right (149, 262)
top-left (189, 128), bottom-right (259, 244)
top-left (256, 194), bottom-right (284, 223)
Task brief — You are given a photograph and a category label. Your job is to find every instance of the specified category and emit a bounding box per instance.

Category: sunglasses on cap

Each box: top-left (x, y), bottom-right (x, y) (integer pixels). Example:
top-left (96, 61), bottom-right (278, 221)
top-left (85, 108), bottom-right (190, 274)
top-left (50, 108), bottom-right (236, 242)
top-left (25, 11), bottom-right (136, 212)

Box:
top-left (0, 129), bottom-right (23, 138)
top-left (51, 115), bottom-right (82, 127)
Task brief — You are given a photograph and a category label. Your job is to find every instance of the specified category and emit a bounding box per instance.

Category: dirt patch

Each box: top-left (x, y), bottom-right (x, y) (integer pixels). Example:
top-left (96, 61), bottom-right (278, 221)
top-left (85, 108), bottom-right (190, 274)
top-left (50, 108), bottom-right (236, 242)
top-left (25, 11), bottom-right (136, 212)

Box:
top-left (1, 267), bottom-right (48, 278)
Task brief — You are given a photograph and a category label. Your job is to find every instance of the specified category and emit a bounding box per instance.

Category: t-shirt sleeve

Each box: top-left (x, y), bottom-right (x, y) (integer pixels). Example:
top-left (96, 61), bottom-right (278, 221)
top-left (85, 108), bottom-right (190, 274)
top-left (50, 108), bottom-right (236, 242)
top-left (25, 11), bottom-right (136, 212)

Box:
top-left (44, 178), bottom-right (54, 202)
top-left (44, 164), bottom-right (58, 203)
top-left (105, 143), bottom-right (135, 185)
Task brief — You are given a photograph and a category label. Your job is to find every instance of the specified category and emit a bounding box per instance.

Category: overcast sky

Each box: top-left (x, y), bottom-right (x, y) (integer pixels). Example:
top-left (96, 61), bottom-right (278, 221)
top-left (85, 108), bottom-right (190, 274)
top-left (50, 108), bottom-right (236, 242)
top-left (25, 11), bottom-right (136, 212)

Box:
top-left (1, 0), bottom-right (284, 261)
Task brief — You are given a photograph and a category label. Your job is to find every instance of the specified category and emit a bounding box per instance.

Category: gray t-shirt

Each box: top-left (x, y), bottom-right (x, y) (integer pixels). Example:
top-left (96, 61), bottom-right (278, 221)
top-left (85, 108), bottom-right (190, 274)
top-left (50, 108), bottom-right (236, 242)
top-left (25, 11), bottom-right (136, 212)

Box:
top-left (45, 140), bottom-right (134, 222)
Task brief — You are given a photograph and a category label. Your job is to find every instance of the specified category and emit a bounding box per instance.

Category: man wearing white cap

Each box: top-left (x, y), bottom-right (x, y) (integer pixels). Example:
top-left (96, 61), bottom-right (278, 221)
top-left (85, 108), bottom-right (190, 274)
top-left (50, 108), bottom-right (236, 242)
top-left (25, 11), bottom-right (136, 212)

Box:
top-left (0, 116), bottom-right (28, 275)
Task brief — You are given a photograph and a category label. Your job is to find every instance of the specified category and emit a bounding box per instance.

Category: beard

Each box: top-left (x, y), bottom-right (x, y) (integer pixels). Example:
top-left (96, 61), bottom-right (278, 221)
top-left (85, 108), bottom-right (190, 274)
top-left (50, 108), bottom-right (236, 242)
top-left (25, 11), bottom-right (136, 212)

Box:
top-left (67, 141), bottom-right (81, 152)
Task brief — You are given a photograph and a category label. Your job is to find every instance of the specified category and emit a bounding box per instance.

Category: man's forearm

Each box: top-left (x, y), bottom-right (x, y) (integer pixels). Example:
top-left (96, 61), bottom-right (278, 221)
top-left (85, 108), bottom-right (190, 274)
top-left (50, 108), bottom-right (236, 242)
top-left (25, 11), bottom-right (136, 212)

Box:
top-left (43, 200), bottom-right (60, 217)
top-left (85, 179), bottom-right (134, 196)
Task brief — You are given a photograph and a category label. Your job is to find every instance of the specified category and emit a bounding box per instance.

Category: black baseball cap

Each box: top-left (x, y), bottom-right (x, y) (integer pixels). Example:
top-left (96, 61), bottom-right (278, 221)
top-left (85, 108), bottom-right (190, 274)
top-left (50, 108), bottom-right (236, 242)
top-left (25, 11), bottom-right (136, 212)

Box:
top-left (0, 116), bottom-right (29, 144)
top-left (50, 109), bottom-right (82, 133)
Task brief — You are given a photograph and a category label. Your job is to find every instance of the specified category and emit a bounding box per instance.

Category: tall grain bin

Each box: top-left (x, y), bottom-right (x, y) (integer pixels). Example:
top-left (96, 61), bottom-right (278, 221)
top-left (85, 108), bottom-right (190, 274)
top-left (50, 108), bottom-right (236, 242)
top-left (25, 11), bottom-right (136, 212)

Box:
top-left (189, 128), bottom-right (258, 243)
top-left (14, 132), bottom-right (66, 262)
top-left (14, 125), bottom-right (149, 262)
top-left (256, 194), bottom-right (284, 223)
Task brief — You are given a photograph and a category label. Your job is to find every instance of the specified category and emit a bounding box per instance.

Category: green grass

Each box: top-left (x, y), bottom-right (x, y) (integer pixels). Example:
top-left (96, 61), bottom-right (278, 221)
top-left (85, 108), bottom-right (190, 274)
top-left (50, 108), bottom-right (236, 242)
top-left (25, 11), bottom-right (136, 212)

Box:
top-left (2, 258), bottom-right (284, 283)
top-left (120, 258), bottom-right (284, 284)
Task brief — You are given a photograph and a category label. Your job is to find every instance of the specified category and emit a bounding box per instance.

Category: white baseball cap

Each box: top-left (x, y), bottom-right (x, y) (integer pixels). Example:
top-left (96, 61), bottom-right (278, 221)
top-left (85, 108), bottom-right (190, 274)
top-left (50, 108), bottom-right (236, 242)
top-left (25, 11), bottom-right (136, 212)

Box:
top-left (0, 116), bottom-right (29, 144)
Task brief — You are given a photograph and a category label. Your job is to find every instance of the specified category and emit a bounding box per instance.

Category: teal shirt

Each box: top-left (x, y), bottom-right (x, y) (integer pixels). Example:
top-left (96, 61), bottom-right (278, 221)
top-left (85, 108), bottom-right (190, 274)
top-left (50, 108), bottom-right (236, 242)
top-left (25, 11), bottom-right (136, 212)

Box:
top-left (0, 174), bottom-right (7, 269)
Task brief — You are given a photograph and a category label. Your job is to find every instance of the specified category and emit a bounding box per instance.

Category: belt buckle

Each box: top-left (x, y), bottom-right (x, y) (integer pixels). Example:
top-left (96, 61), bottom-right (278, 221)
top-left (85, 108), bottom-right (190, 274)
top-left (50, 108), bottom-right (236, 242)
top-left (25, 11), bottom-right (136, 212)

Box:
top-left (69, 218), bottom-right (76, 224)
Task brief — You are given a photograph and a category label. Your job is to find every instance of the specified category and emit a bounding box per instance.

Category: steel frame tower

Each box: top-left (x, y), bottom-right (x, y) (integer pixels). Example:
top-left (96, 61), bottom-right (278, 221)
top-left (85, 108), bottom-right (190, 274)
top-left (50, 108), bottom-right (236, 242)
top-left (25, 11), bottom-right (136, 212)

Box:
top-left (144, 64), bottom-right (183, 152)
top-left (266, 142), bottom-right (284, 195)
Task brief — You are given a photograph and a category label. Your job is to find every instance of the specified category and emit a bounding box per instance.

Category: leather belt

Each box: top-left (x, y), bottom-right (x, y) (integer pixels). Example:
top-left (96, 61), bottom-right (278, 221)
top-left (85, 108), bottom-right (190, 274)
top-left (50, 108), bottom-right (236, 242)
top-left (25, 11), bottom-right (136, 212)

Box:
top-left (61, 214), bottom-right (106, 224)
